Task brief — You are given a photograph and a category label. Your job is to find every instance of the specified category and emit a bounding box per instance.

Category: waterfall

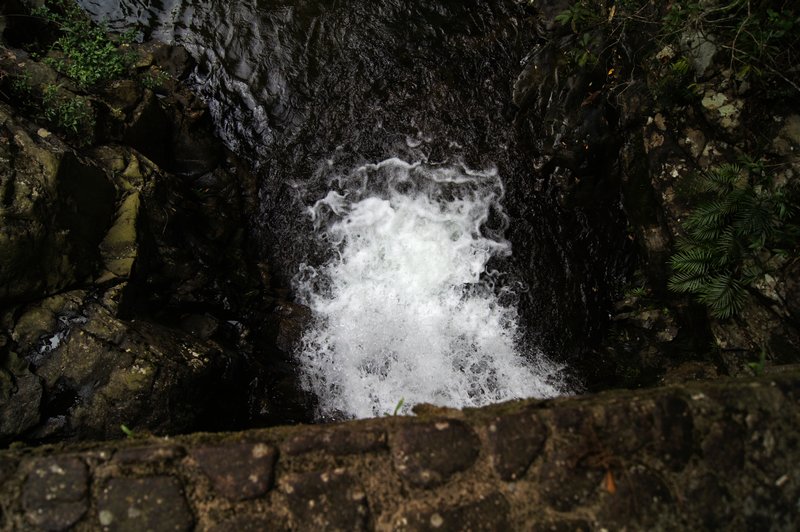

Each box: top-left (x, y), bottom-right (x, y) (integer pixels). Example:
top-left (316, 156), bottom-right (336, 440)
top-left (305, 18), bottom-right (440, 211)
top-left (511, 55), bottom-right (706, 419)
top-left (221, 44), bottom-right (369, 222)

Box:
top-left (293, 158), bottom-right (563, 418)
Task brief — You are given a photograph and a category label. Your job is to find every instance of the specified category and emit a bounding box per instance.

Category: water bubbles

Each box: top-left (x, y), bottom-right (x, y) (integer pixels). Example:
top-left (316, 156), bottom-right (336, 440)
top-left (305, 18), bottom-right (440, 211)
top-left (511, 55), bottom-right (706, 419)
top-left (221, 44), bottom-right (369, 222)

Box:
top-left (294, 158), bottom-right (563, 419)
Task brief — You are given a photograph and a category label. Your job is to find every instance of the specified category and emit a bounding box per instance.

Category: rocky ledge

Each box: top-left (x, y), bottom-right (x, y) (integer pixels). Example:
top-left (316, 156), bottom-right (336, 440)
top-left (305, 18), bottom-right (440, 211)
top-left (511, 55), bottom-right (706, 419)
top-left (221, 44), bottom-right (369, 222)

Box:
top-left (1, 370), bottom-right (798, 531)
top-left (0, 32), bottom-right (312, 444)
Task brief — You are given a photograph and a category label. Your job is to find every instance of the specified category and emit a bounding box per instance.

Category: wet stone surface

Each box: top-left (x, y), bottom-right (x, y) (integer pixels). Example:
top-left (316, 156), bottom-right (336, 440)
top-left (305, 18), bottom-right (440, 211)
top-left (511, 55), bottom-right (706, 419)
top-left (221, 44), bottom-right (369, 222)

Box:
top-left (537, 450), bottom-right (604, 512)
top-left (652, 396), bottom-right (694, 470)
top-left (208, 514), bottom-right (289, 532)
top-left (0, 455), bottom-right (18, 486)
top-left (390, 492), bottom-right (510, 532)
top-left (0, 371), bottom-right (798, 530)
top-left (282, 427), bottom-right (387, 456)
top-left (487, 410), bottom-right (548, 481)
top-left (112, 445), bottom-right (186, 465)
top-left (391, 420), bottom-right (480, 488)
top-left (595, 396), bottom-right (694, 471)
top-left (22, 457), bottom-right (88, 531)
top-left (594, 399), bottom-right (657, 456)
top-left (681, 473), bottom-right (733, 529)
top-left (191, 442), bottom-right (277, 501)
top-left (529, 519), bottom-right (592, 532)
top-left (702, 420), bottom-right (746, 471)
top-left (596, 464), bottom-right (673, 528)
top-left (281, 469), bottom-right (369, 532)
top-left (97, 476), bottom-right (193, 531)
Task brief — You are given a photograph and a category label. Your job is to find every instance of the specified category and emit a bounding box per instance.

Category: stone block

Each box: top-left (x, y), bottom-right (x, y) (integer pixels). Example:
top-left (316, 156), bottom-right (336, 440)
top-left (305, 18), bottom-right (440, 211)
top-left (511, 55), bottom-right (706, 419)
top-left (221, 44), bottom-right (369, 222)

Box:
top-left (529, 518), bottom-right (591, 532)
top-left (112, 445), bottom-right (186, 465)
top-left (702, 420), bottom-right (745, 471)
top-left (391, 420), bottom-right (480, 488)
top-left (487, 410), bottom-right (548, 480)
top-left (390, 492), bottom-right (510, 531)
top-left (282, 427), bottom-right (387, 456)
top-left (537, 451), bottom-right (603, 512)
top-left (596, 464), bottom-right (673, 528)
top-left (209, 515), bottom-right (289, 532)
top-left (281, 469), bottom-right (369, 531)
top-left (22, 457), bottom-right (88, 531)
top-left (652, 396), bottom-right (694, 470)
top-left (191, 442), bottom-right (277, 501)
top-left (97, 476), bottom-right (193, 531)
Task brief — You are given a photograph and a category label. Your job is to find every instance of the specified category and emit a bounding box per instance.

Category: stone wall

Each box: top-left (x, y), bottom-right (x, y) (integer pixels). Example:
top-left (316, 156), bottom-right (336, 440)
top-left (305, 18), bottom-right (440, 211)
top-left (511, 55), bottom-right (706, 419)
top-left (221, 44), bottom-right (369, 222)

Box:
top-left (1, 370), bottom-right (798, 531)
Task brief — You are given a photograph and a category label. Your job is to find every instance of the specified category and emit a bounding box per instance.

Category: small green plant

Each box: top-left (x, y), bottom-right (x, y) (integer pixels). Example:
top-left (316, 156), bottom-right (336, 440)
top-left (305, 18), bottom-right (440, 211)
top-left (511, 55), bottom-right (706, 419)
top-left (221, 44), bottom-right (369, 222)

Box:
top-left (9, 73), bottom-right (32, 96)
top-left (120, 424), bottom-right (135, 438)
top-left (42, 83), bottom-right (95, 139)
top-left (668, 161), bottom-right (799, 318)
top-left (568, 32), bottom-right (598, 67)
top-left (553, 0), bottom-right (601, 33)
top-left (141, 68), bottom-right (172, 91)
top-left (624, 286), bottom-right (648, 298)
top-left (33, 0), bottom-right (135, 90)
top-left (382, 398), bottom-right (406, 416)
top-left (746, 349), bottom-right (767, 375)
top-left (392, 397), bottom-right (405, 416)
top-left (4, 73), bottom-right (36, 108)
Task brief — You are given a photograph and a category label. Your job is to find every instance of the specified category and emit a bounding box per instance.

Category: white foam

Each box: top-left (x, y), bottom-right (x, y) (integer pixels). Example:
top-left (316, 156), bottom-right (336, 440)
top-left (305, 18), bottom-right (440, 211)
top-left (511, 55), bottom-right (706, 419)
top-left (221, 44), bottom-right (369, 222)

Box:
top-left (294, 158), bottom-right (563, 418)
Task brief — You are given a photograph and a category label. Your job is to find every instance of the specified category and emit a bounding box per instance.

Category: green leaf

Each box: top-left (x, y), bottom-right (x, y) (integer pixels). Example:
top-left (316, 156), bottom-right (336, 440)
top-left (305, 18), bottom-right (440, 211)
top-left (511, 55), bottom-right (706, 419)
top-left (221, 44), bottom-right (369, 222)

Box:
top-left (669, 247), bottom-right (716, 274)
top-left (555, 11), bottom-right (573, 25)
top-left (393, 397), bottom-right (405, 416)
top-left (668, 270), bottom-right (710, 293)
top-left (697, 274), bottom-right (747, 319)
top-left (701, 164), bottom-right (743, 194)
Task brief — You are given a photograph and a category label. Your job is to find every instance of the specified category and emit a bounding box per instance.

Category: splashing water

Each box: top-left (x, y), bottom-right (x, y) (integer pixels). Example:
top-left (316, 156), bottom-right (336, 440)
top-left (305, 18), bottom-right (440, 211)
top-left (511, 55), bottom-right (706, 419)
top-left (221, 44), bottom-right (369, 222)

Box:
top-left (293, 158), bottom-right (563, 419)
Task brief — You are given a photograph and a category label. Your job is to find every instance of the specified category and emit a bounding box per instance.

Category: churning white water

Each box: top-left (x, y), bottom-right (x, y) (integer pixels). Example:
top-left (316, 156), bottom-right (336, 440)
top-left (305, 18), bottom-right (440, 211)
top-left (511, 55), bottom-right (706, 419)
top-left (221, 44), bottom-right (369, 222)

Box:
top-left (293, 158), bottom-right (563, 418)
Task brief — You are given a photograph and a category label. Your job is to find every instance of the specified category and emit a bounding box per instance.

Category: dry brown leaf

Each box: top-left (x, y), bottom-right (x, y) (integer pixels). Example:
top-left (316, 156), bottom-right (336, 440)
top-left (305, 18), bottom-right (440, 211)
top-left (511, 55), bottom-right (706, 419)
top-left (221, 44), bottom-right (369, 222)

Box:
top-left (603, 469), bottom-right (617, 494)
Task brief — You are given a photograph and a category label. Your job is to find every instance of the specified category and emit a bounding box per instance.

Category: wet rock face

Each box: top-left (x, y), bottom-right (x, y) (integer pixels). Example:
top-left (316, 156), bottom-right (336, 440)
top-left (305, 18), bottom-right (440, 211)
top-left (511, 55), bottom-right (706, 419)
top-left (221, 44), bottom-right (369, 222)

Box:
top-left (514, 1), bottom-right (800, 385)
top-left (0, 112), bottom-right (116, 303)
top-left (507, 6), bottom-right (634, 373)
top-left (73, 0), bottom-right (632, 373)
top-left (0, 351), bottom-right (42, 441)
top-left (12, 292), bottom-right (248, 442)
top-left (0, 38), bottom-right (309, 444)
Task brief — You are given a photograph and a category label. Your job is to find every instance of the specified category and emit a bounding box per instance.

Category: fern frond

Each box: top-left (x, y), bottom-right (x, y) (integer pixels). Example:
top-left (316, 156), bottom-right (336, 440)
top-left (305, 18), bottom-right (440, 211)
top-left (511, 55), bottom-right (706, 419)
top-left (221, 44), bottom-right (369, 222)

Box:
top-left (668, 270), bottom-right (710, 293)
top-left (669, 158), bottom-right (797, 319)
top-left (697, 274), bottom-right (747, 319)
top-left (724, 186), bottom-right (754, 210)
top-left (774, 190), bottom-right (798, 220)
top-left (684, 201), bottom-right (729, 231)
top-left (701, 164), bottom-right (743, 194)
top-left (669, 248), bottom-right (716, 274)
top-left (712, 227), bottom-right (742, 266)
top-left (675, 238), bottom-right (700, 252)
top-left (733, 202), bottom-right (773, 240)
top-left (740, 263), bottom-right (764, 286)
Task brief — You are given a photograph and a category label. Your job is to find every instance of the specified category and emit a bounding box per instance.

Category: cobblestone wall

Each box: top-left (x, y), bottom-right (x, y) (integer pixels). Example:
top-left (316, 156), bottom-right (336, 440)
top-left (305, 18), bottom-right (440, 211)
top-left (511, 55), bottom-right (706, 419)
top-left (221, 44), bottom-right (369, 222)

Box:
top-left (1, 371), bottom-right (799, 531)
